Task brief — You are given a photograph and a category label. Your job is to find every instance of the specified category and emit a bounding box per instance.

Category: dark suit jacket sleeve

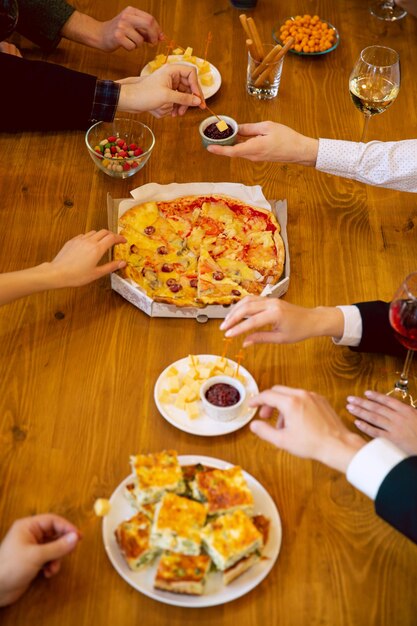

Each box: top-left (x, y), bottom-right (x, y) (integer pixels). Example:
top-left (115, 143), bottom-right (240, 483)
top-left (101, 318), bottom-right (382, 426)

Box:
top-left (0, 54), bottom-right (97, 132)
top-left (350, 300), bottom-right (406, 357)
top-left (375, 456), bottom-right (417, 543)
top-left (16, 0), bottom-right (75, 52)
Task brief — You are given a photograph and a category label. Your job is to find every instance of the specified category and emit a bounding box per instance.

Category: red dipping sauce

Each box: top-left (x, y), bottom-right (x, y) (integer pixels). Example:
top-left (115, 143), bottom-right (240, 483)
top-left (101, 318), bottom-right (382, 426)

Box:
top-left (205, 383), bottom-right (241, 407)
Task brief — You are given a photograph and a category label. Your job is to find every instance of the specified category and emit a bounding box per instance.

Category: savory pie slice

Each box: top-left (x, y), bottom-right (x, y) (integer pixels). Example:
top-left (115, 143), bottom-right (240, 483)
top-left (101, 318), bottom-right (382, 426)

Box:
top-left (114, 511), bottom-right (159, 571)
top-left (190, 466), bottom-right (254, 516)
top-left (201, 509), bottom-right (263, 571)
top-left (151, 492), bottom-right (207, 555)
top-left (129, 450), bottom-right (185, 505)
top-left (154, 552), bottom-right (212, 595)
top-left (222, 514), bottom-right (270, 584)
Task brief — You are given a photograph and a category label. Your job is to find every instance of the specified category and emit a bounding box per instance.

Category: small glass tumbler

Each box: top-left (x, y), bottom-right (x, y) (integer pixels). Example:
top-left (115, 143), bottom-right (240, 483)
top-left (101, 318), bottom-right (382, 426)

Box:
top-left (247, 44), bottom-right (284, 100)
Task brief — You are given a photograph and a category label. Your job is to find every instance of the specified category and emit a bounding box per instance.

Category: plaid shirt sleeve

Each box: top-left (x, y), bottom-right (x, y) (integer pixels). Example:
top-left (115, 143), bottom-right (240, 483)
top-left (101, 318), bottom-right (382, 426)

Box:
top-left (90, 79), bottom-right (121, 123)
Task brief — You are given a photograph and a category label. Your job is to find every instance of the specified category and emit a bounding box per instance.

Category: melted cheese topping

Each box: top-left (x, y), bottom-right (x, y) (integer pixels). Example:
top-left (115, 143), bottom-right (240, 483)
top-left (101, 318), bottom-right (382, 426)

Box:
top-left (131, 450), bottom-right (183, 489)
top-left (155, 552), bottom-right (211, 583)
top-left (154, 493), bottom-right (207, 543)
top-left (202, 510), bottom-right (263, 566)
top-left (194, 466), bottom-right (254, 514)
top-left (115, 512), bottom-right (152, 560)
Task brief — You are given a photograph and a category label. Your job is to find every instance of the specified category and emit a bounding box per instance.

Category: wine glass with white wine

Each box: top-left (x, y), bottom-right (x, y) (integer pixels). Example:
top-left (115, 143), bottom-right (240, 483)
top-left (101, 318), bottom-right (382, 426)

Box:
top-left (370, 0), bottom-right (407, 21)
top-left (349, 45), bottom-right (400, 142)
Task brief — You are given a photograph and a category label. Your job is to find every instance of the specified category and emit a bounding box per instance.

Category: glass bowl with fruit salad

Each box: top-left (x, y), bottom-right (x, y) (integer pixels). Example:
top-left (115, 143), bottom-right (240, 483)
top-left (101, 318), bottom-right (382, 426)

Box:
top-left (85, 118), bottom-right (155, 179)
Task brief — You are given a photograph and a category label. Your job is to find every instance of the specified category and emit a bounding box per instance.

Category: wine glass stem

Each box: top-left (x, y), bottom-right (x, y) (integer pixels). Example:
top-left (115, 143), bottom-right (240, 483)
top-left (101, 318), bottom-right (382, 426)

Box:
top-left (395, 350), bottom-right (414, 391)
top-left (360, 114), bottom-right (371, 142)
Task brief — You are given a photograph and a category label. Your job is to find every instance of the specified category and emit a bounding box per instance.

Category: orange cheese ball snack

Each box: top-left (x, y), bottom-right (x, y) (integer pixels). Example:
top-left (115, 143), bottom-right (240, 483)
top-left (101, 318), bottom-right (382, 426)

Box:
top-left (278, 14), bottom-right (336, 54)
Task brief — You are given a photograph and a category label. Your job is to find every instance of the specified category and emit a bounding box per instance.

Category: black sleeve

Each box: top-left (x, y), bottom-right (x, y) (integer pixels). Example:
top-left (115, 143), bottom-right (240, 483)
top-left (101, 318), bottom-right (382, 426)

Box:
top-left (16, 0), bottom-right (75, 52)
top-left (375, 456), bottom-right (417, 543)
top-left (350, 300), bottom-right (406, 357)
top-left (0, 54), bottom-right (97, 132)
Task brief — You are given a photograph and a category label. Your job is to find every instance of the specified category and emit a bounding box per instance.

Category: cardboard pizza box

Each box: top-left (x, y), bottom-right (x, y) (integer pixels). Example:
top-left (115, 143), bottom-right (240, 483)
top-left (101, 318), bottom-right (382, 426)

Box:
top-left (107, 183), bottom-right (290, 321)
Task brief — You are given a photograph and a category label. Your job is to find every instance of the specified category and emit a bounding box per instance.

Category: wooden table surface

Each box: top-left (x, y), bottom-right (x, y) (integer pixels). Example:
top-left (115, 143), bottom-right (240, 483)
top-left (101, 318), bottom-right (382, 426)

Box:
top-left (1, 1), bottom-right (416, 625)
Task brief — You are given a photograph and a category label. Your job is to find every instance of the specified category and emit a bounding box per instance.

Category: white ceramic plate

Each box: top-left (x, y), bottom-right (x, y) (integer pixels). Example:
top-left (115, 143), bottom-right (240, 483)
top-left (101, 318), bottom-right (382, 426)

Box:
top-left (102, 455), bottom-right (282, 607)
top-left (154, 355), bottom-right (259, 436)
top-left (140, 55), bottom-right (222, 99)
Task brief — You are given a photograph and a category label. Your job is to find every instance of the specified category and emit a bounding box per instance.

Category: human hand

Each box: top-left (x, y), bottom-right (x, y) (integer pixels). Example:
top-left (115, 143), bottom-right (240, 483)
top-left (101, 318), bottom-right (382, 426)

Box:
top-left (206, 121), bottom-right (319, 165)
top-left (47, 230), bottom-right (127, 288)
top-left (0, 42), bottom-right (22, 57)
top-left (0, 514), bottom-right (80, 607)
top-left (66, 6), bottom-right (163, 52)
top-left (220, 296), bottom-right (344, 347)
top-left (117, 64), bottom-right (205, 118)
top-left (346, 390), bottom-right (417, 455)
top-left (250, 385), bottom-right (365, 473)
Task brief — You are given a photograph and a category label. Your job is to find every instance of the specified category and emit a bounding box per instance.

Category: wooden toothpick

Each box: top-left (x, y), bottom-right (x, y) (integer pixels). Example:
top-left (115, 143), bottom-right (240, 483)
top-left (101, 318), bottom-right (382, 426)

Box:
top-left (221, 337), bottom-right (233, 359)
top-left (234, 350), bottom-right (245, 378)
top-left (204, 31), bottom-right (213, 62)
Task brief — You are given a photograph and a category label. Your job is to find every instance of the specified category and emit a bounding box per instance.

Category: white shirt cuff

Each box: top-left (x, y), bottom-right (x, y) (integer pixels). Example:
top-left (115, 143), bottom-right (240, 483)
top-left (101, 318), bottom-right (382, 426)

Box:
top-left (346, 438), bottom-right (407, 500)
top-left (332, 305), bottom-right (362, 347)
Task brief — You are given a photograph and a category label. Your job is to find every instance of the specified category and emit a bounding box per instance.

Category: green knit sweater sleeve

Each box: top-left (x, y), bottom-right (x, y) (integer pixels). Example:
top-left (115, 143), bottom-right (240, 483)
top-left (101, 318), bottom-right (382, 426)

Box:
top-left (16, 0), bottom-right (76, 52)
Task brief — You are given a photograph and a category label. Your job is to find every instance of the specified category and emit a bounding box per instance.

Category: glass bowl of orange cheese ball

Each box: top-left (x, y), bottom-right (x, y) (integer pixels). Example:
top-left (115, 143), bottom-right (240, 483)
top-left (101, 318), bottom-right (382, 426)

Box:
top-left (273, 15), bottom-right (339, 56)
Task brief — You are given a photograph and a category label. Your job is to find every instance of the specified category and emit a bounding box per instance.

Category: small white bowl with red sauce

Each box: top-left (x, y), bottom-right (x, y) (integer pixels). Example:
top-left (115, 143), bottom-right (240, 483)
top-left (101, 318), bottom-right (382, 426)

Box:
top-left (199, 115), bottom-right (238, 148)
top-left (200, 375), bottom-right (246, 422)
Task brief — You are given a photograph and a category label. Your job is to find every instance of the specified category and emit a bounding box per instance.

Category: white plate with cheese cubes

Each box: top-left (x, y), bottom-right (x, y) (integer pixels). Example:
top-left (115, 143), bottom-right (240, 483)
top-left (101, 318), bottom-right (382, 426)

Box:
top-left (140, 54), bottom-right (222, 99)
top-left (154, 354), bottom-right (259, 436)
top-left (102, 454), bottom-right (282, 608)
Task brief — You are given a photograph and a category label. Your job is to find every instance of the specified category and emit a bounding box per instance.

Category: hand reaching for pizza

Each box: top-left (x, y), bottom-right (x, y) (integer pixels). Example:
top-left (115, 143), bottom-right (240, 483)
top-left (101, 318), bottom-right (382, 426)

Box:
top-left (206, 121), bottom-right (318, 165)
top-left (0, 229), bottom-right (127, 307)
top-left (220, 296), bottom-right (345, 347)
top-left (346, 390), bottom-right (417, 455)
top-left (0, 514), bottom-right (80, 607)
top-left (116, 64), bottom-right (205, 118)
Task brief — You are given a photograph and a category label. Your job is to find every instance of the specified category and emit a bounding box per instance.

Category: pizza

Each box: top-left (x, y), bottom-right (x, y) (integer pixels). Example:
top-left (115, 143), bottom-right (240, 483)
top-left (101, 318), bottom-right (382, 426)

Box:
top-left (114, 195), bottom-right (285, 307)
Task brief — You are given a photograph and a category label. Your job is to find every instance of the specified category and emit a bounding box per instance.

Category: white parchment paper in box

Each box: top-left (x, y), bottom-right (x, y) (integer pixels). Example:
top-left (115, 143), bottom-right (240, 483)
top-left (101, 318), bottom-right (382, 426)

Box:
top-left (108, 183), bottom-right (290, 320)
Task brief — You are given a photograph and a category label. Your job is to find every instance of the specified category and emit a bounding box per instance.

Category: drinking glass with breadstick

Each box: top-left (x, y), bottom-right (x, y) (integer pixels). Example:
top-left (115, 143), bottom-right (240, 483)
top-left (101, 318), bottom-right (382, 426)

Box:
top-left (239, 14), bottom-right (293, 99)
top-left (247, 39), bottom-right (293, 100)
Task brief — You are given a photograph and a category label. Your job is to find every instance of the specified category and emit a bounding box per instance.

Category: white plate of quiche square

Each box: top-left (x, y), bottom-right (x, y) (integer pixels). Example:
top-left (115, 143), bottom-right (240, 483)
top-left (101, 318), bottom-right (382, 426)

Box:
top-left (102, 451), bottom-right (282, 607)
top-left (154, 354), bottom-right (259, 436)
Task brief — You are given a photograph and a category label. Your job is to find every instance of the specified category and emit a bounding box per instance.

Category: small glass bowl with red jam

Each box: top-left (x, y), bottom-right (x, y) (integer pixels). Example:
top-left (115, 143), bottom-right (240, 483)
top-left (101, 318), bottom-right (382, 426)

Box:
top-left (200, 375), bottom-right (246, 422)
top-left (199, 115), bottom-right (238, 148)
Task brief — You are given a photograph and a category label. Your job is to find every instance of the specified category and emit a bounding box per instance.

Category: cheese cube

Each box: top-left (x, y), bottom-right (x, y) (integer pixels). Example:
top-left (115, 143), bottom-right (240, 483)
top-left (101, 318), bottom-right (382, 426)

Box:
top-left (200, 73), bottom-right (214, 86)
top-left (173, 47), bottom-right (184, 55)
top-left (166, 376), bottom-right (181, 393)
top-left (197, 60), bottom-right (211, 75)
top-left (196, 365), bottom-right (212, 379)
top-left (184, 382), bottom-right (200, 402)
top-left (185, 401), bottom-right (200, 420)
top-left (159, 389), bottom-right (172, 404)
top-left (183, 47), bottom-right (193, 57)
top-left (216, 120), bottom-right (228, 132)
top-left (94, 498), bottom-right (111, 517)
top-left (166, 366), bottom-right (179, 377)
top-left (174, 396), bottom-right (186, 410)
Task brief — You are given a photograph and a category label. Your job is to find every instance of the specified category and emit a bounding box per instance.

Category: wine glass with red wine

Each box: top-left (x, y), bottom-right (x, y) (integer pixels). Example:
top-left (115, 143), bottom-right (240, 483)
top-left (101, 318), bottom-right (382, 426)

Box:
top-left (388, 272), bottom-right (417, 407)
top-left (0, 0), bottom-right (18, 41)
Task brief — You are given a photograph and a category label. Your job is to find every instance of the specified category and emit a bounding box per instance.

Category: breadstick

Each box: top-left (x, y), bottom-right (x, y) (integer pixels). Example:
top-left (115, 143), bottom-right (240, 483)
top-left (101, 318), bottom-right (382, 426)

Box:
top-left (246, 38), bottom-right (257, 60)
top-left (247, 17), bottom-right (264, 60)
top-left (251, 43), bottom-right (282, 80)
top-left (272, 37), bottom-right (294, 65)
top-left (239, 14), bottom-right (252, 40)
top-left (254, 37), bottom-right (294, 87)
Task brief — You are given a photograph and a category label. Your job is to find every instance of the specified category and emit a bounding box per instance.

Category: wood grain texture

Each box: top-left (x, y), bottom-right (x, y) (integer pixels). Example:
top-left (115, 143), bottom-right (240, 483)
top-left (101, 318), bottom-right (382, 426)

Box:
top-left (1, 1), bottom-right (417, 625)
